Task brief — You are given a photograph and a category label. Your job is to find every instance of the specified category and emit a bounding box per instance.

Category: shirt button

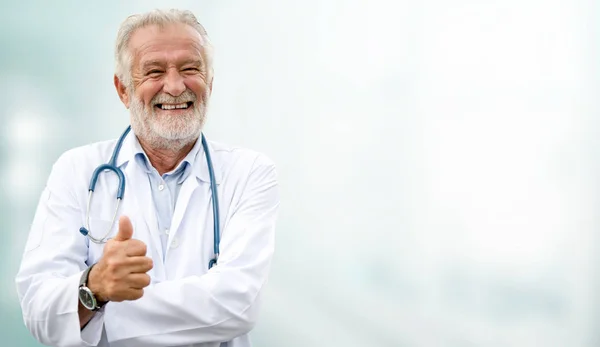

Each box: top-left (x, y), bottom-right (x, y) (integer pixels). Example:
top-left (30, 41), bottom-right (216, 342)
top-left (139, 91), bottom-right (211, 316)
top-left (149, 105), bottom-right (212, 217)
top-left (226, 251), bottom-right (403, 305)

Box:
top-left (170, 238), bottom-right (179, 249)
top-left (165, 228), bottom-right (170, 235)
top-left (158, 184), bottom-right (164, 191)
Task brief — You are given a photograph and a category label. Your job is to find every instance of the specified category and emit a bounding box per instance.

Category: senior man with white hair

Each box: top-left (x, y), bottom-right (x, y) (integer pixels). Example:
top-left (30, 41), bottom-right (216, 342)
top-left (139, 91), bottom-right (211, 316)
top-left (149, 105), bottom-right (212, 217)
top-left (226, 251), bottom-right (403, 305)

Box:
top-left (15, 8), bottom-right (279, 347)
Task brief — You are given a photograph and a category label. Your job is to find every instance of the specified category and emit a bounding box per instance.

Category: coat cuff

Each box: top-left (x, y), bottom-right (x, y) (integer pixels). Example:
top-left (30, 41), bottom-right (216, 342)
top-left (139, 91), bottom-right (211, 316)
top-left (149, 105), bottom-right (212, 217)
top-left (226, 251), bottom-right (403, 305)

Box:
top-left (64, 270), bottom-right (105, 346)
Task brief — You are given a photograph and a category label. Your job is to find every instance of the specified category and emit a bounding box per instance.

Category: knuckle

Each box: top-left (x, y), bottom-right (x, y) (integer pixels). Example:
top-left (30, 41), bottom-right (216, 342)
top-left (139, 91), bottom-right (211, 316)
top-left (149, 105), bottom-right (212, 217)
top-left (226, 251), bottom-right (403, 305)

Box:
top-left (106, 256), bottom-right (124, 269)
top-left (139, 243), bottom-right (147, 254)
top-left (104, 241), bottom-right (120, 254)
top-left (146, 258), bottom-right (154, 269)
top-left (105, 261), bottom-right (116, 272)
top-left (129, 240), bottom-right (147, 255)
top-left (132, 290), bottom-right (143, 300)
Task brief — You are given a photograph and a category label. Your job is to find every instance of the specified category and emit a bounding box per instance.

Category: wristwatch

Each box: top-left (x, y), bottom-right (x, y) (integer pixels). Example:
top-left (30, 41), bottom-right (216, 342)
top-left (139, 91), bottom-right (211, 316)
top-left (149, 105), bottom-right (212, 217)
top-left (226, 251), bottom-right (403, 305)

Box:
top-left (78, 264), bottom-right (106, 311)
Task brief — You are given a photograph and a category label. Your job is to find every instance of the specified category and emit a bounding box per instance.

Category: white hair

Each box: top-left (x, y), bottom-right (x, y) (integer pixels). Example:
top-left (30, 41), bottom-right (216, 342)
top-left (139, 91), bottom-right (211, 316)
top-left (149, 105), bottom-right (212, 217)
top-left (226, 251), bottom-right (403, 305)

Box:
top-left (114, 8), bottom-right (214, 87)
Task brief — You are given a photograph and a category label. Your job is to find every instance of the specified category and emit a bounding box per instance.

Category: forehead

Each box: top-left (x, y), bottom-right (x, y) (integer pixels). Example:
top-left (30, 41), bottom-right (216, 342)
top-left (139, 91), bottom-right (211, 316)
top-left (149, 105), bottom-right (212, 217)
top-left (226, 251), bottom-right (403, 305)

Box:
top-left (128, 23), bottom-right (204, 67)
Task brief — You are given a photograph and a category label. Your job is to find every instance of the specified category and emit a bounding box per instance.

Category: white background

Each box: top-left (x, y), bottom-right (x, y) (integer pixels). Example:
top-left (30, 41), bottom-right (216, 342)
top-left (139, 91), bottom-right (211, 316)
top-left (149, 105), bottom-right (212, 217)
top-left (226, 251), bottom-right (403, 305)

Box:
top-left (1, 0), bottom-right (599, 346)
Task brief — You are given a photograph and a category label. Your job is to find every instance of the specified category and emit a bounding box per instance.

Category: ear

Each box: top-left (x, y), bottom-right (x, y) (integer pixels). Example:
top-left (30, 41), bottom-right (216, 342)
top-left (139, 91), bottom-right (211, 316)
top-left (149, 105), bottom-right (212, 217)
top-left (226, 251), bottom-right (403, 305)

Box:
top-left (114, 75), bottom-right (131, 108)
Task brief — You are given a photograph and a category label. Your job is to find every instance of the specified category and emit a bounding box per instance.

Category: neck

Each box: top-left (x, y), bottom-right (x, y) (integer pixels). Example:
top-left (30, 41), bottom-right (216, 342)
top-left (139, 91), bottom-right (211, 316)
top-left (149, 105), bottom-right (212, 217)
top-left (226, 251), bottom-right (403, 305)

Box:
top-left (137, 137), bottom-right (196, 175)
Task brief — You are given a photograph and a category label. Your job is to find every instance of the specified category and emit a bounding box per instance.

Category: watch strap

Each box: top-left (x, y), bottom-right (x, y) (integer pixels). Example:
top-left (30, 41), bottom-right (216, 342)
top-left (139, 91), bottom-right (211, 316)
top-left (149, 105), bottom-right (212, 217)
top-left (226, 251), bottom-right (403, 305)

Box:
top-left (80, 264), bottom-right (94, 287)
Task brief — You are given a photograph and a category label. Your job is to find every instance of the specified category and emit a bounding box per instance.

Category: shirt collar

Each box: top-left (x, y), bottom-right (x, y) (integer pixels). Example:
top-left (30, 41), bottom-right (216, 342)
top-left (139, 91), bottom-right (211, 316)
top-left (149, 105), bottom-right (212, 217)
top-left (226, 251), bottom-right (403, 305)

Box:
top-left (115, 128), bottom-right (221, 185)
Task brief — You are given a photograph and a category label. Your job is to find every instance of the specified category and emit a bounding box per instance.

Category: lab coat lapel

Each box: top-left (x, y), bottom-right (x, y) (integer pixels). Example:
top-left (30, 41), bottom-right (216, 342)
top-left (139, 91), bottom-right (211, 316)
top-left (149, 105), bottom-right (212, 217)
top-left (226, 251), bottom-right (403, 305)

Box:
top-left (165, 135), bottom-right (222, 259)
top-left (166, 171), bottom-right (199, 258)
top-left (124, 158), bottom-right (166, 280)
top-left (165, 136), bottom-right (222, 260)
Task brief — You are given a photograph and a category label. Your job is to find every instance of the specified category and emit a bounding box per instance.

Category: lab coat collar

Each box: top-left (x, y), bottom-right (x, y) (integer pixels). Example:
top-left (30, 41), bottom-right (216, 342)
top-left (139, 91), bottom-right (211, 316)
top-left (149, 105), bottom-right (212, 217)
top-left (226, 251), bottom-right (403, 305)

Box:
top-left (115, 128), bottom-right (222, 185)
top-left (189, 133), bottom-right (223, 185)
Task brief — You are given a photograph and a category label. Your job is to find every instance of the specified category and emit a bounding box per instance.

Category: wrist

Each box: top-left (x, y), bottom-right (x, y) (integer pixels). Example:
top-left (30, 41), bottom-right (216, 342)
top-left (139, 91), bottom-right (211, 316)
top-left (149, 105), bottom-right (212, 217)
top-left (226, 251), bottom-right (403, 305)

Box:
top-left (78, 264), bottom-right (107, 311)
top-left (86, 264), bottom-right (108, 303)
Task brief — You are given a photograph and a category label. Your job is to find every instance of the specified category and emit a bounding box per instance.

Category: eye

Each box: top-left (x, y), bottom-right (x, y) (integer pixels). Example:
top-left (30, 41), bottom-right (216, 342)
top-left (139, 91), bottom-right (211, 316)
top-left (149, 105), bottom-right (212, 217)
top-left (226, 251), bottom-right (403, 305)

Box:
top-left (146, 70), bottom-right (163, 76)
top-left (183, 67), bottom-right (200, 72)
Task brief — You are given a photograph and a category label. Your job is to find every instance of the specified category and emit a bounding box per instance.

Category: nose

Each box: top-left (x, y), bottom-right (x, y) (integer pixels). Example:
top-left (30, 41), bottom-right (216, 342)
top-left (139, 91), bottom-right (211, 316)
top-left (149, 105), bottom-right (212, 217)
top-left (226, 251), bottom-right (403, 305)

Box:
top-left (162, 68), bottom-right (186, 96)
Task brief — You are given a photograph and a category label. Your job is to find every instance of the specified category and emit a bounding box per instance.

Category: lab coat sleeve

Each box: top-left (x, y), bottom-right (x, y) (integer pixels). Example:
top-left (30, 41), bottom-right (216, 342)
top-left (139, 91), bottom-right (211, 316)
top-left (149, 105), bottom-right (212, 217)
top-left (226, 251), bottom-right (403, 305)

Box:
top-left (14, 151), bottom-right (104, 347)
top-left (108, 154), bottom-right (279, 346)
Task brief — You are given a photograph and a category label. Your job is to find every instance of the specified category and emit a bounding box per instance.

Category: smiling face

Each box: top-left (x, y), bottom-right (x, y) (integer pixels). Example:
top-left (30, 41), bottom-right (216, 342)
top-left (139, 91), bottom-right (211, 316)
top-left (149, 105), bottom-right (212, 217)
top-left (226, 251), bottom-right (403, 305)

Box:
top-left (115, 22), bottom-right (213, 151)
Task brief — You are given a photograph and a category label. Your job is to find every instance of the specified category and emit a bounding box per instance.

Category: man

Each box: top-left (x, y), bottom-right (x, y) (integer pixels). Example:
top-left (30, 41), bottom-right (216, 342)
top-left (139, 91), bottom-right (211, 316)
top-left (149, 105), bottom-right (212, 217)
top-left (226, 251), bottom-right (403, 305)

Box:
top-left (15, 8), bottom-right (279, 347)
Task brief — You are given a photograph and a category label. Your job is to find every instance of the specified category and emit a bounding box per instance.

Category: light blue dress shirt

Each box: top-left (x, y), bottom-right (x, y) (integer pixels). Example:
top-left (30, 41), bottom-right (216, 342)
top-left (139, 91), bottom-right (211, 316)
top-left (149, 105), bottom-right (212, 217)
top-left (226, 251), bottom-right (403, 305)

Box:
top-left (132, 136), bottom-right (202, 260)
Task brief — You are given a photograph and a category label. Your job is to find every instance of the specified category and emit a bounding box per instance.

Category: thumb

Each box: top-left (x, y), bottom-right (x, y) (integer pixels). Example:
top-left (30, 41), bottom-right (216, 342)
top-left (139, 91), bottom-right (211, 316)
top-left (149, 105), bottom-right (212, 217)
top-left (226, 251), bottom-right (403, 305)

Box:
top-left (114, 215), bottom-right (133, 241)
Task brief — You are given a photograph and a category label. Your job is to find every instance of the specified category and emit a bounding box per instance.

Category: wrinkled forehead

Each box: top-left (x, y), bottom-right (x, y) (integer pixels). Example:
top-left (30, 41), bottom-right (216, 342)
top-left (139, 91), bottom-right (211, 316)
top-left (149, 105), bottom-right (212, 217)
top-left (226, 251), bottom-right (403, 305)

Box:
top-left (129, 23), bottom-right (205, 69)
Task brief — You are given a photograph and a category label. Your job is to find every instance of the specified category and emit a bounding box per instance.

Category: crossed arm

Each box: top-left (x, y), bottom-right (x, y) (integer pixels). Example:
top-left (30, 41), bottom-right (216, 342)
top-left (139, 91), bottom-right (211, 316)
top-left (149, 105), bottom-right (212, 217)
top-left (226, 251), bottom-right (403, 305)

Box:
top-left (15, 152), bottom-right (279, 346)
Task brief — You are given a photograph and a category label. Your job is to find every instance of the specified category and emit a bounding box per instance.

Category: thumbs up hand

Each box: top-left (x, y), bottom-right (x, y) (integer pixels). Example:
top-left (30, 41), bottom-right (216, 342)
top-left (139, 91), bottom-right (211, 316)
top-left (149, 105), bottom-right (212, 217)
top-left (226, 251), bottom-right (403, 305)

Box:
top-left (114, 215), bottom-right (135, 241)
top-left (87, 216), bottom-right (154, 303)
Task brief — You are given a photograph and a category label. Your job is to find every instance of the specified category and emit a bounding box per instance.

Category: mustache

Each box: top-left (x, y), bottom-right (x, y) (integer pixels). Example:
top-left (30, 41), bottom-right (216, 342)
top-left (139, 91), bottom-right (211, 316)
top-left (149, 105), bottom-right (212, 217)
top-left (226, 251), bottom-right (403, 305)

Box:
top-left (151, 89), bottom-right (197, 105)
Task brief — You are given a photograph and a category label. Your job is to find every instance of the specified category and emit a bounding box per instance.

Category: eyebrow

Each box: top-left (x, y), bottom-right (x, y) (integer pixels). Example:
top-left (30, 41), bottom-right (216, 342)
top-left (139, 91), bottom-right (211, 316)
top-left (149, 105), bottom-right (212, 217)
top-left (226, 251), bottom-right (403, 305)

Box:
top-left (141, 59), bottom-right (203, 71)
top-left (141, 60), bottom-right (164, 71)
top-left (181, 59), bottom-right (203, 67)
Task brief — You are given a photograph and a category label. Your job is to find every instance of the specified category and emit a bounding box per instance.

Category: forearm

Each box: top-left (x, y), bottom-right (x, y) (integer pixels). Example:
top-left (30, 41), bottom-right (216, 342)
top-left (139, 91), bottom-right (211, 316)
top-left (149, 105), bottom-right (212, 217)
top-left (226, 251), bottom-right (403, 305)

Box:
top-left (18, 271), bottom-right (105, 347)
top-left (102, 163), bottom-right (279, 346)
top-left (78, 301), bottom-right (96, 329)
top-left (103, 270), bottom-right (267, 346)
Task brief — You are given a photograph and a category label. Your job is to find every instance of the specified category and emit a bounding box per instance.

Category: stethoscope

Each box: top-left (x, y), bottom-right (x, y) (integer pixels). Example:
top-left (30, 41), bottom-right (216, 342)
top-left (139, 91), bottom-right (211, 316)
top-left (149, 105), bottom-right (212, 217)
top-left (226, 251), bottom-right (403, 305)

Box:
top-left (78, 125), bottom-right (221, 269)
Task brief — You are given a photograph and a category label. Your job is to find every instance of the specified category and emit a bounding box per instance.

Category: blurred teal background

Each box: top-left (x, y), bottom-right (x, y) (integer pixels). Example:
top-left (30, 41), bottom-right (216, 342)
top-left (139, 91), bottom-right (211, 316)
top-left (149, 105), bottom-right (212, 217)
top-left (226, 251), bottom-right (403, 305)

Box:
top-left (2, 0), bottom-right (600, 346)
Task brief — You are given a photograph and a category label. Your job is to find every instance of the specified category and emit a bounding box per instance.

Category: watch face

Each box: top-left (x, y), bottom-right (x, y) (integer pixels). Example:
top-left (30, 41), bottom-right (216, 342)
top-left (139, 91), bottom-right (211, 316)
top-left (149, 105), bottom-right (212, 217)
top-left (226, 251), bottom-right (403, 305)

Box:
top-left (79, 287), bottom-right (96, 310)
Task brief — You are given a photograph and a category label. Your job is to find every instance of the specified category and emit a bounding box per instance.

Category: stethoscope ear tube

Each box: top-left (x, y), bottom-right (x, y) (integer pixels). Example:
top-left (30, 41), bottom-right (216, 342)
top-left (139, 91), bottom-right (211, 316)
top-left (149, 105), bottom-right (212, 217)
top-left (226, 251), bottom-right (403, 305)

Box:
top-left (202, 133), bottom-right (220, 269)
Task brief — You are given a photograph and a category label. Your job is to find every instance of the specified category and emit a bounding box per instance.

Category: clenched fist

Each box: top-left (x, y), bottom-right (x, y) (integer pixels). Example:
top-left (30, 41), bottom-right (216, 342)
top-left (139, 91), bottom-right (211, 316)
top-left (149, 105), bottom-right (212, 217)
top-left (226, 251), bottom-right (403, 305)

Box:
top-left (88, 215), bottom-right (153, 302)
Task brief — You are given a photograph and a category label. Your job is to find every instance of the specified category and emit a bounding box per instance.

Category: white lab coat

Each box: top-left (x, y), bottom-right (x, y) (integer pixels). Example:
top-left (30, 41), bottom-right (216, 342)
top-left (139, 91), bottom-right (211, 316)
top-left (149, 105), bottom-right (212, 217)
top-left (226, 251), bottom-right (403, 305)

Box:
top-left (14, 130), bottom-right (279, 347)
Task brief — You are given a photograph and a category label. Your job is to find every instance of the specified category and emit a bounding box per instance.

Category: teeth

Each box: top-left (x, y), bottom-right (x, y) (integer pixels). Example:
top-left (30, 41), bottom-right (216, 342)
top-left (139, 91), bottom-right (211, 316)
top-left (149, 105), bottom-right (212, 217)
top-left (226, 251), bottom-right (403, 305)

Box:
top-left (160, 103), bottom-right (189, 110)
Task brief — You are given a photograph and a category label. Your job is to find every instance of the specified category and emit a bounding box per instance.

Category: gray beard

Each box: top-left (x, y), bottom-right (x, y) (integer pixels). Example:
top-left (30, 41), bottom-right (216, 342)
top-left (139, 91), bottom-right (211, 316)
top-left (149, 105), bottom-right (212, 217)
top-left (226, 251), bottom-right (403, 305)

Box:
top-left (128, 92), bottom-right (208, 151)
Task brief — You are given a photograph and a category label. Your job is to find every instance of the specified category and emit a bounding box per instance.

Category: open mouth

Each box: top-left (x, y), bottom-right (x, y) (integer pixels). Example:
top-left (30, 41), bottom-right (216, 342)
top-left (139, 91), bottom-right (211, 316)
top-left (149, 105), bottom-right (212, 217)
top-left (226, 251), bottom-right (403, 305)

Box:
top-left (155, 102), bottom-right (193, 110)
